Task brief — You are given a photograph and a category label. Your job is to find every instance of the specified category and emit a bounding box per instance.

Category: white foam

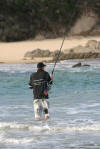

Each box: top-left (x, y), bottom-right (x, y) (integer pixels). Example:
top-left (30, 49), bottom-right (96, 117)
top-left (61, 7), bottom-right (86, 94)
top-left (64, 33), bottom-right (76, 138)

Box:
top-left (0, 122), bottom-right (29, 130)
top-left (68, 118), bottom-right (94, 124)
top-left (63, 124), bottom-right (100, 132)
top-left (0, 132), bottom-right (6, 140)
top-left (0, 137), bottom-right (33, 144)
top-left (66, 107), bottom-right (91, 115)
top-left (0, 64), bottom-right (36, 73)
top-left (0, 60), bottom-right (100, 73)
top-left (0, 105), bottom-right (31, 110)
top-left (0, 122), bottom-right (100, 133)
top-left (88, 103), bottom-right (100, 108)
top-left (29, 124), bottom-right (51, 132)
top-left (0, 122), bottom-right (51, 132)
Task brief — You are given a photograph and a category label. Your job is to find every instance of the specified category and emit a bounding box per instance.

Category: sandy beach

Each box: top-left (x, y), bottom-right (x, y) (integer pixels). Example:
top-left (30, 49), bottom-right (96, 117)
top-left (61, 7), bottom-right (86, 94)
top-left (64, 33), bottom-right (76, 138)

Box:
top-left (0, 36), bottom-right (100, 64)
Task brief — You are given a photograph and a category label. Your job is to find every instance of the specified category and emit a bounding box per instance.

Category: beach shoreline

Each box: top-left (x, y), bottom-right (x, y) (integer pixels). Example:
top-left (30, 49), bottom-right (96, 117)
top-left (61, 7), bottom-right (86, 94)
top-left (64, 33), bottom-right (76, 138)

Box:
top-left (0, 36), bottom-right (100, 64)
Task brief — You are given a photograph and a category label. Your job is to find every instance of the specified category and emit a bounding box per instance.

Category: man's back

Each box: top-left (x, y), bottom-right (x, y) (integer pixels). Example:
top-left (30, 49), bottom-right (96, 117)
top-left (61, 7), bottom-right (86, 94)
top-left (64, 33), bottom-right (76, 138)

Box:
top-left (29, 69), bottom-right (51, 99)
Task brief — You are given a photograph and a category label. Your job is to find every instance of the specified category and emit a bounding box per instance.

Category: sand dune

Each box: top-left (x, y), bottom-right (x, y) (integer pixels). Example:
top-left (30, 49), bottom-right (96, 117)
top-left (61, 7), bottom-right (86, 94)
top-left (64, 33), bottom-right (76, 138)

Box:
top-left (0, 36), bottom-right (100, 64)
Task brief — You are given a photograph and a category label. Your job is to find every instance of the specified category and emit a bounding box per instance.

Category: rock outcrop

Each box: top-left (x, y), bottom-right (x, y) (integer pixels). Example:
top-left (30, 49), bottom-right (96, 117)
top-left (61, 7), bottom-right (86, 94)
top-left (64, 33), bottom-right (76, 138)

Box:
top-left (24, 40), bottom-right (100, 62)
top-left (86, 40), bottom-right (100, 50)
top-left (24, 49), bottom-right (64, 61)
top-left (24, 49), bottom-right (51, 59)
top-left (63, 40), bottom-right (100, 59)
top-left (72, 62), bottom-right (90, 68)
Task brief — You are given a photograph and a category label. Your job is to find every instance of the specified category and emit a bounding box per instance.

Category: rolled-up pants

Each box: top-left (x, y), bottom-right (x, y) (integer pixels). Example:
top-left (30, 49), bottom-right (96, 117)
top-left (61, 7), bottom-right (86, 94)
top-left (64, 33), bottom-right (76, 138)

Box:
top-left (33, 99), bottom-right (49, 119)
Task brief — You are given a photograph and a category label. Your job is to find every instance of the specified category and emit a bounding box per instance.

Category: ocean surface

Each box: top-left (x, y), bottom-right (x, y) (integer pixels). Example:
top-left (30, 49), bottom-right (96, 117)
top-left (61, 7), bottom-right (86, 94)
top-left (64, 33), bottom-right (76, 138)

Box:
top-left (0, 60), bottom-right (100, 149)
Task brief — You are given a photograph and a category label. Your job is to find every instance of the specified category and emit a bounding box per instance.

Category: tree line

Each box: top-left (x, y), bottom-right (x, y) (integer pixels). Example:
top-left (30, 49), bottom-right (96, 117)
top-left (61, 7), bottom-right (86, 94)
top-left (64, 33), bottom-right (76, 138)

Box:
top-left (0, 0), bottom-right (99, 42)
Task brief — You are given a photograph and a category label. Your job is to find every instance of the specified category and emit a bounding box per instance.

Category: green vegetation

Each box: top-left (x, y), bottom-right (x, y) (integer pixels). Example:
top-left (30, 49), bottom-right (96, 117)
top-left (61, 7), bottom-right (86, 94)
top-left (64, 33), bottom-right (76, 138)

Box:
top-left (0, 0), bottom-right (99, 42)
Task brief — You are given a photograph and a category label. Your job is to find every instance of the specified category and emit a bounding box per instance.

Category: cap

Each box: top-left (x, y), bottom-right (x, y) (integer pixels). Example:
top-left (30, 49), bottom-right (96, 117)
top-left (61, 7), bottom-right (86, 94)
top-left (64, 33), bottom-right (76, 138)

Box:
top-left (37, 62), bottom-right (46, 68)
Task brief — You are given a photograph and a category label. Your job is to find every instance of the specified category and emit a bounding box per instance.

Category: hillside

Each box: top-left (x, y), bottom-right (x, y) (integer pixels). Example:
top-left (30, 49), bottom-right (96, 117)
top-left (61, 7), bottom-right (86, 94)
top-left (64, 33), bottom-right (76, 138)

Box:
top-left (0, 0), bottom-right (100, 42)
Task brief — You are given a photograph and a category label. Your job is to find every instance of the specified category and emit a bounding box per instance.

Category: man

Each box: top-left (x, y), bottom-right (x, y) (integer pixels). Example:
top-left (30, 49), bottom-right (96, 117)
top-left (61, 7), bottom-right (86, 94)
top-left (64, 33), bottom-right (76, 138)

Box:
top-left (29, 62), bottom-right (53, 120)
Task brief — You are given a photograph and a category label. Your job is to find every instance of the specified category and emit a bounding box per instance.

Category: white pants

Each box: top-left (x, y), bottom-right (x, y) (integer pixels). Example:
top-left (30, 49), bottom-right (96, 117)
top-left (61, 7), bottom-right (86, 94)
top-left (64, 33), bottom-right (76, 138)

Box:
top-left (33, 99), bottom-right (49, 119)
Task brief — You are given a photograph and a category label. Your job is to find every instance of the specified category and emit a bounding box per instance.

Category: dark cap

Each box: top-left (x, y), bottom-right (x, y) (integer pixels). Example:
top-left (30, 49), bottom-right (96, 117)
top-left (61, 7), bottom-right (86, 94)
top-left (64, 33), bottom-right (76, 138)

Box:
top-left (37, 62), bottom-right (46, 68)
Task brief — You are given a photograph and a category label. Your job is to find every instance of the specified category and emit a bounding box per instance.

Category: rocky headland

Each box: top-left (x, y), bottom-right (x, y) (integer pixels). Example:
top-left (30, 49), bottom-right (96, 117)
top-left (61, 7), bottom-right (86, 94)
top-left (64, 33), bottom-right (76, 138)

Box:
top-left (24, 40), bottom-right (100, 62)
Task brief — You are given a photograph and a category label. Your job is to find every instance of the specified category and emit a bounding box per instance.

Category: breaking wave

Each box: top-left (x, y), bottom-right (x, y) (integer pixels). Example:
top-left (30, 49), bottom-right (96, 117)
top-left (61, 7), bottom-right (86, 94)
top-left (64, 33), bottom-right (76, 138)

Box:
top-left (0, 59), bottom-right (100, 73)
top-left (0, 122), bottom-right (100, 133)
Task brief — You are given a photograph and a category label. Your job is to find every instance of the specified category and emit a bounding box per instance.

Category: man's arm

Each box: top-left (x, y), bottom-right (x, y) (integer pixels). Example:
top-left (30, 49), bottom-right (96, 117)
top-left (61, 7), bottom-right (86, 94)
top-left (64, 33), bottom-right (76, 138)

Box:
top-left (45, 72), bottom-right (53, 85)
top-left (29, 74), bottom-right (33, 89)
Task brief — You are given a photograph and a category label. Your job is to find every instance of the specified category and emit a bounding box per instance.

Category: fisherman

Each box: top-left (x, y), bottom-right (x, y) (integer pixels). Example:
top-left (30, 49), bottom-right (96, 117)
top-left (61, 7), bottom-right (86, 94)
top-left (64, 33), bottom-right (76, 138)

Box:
top-left (29, 62), bottom-right (53, 120)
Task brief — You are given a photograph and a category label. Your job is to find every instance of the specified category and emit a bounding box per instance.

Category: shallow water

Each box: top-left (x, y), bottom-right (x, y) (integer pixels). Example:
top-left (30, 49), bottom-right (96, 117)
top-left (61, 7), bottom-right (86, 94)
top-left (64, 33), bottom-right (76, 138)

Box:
top-left (0, 60), bottom-right (100, 149)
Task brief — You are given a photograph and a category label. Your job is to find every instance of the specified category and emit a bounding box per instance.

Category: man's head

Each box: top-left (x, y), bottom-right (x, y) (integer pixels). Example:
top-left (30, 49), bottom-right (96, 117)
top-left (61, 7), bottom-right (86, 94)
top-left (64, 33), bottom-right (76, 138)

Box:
top-left (37, 62), bottom-right (46, 70)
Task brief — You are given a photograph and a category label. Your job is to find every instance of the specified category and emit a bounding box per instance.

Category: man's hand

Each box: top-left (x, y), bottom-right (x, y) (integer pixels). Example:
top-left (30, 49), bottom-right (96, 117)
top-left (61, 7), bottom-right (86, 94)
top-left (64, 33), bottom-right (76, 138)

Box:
top-left (29, 85), bottom-right (33, 89)
top-left (50, 74), bottom-right (53, 80)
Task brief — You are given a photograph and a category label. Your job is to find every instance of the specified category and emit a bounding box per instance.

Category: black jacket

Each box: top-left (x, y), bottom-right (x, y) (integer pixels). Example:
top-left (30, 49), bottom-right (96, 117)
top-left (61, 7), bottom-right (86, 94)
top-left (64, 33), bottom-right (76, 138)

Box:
top-left (29, 69), bottom-right (52, 99)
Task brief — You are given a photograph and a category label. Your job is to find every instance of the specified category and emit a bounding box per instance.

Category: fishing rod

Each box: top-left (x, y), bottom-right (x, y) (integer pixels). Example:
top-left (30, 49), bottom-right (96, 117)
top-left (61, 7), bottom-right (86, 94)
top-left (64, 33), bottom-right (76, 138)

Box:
top-left (52, 35), bottom-right (66, 74)
top-left (52, 0), bottom-right (79, 75)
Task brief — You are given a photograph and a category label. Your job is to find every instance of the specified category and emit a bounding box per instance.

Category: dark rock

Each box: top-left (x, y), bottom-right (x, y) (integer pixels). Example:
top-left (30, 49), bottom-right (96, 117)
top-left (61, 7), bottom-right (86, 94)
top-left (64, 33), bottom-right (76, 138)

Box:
top-left (72, 62), bottom-right (82, 68)
top-left (72, 62), bottom-right (90, 68)
top-left (83, 64), bottom-right (90, 67)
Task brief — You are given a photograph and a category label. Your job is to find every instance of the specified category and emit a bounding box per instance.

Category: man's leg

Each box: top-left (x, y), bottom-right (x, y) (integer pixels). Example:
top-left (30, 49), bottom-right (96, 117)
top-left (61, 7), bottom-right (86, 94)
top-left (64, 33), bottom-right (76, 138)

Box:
top-left (41, 99), bottom-right (50, 119)
top-left (33, 99), bottom-right (41, 120)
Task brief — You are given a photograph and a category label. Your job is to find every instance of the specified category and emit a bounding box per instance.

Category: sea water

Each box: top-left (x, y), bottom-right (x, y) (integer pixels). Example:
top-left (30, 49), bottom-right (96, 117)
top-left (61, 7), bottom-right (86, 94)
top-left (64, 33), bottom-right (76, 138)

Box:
top-left (0, 60), bottom-right (100, 149)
